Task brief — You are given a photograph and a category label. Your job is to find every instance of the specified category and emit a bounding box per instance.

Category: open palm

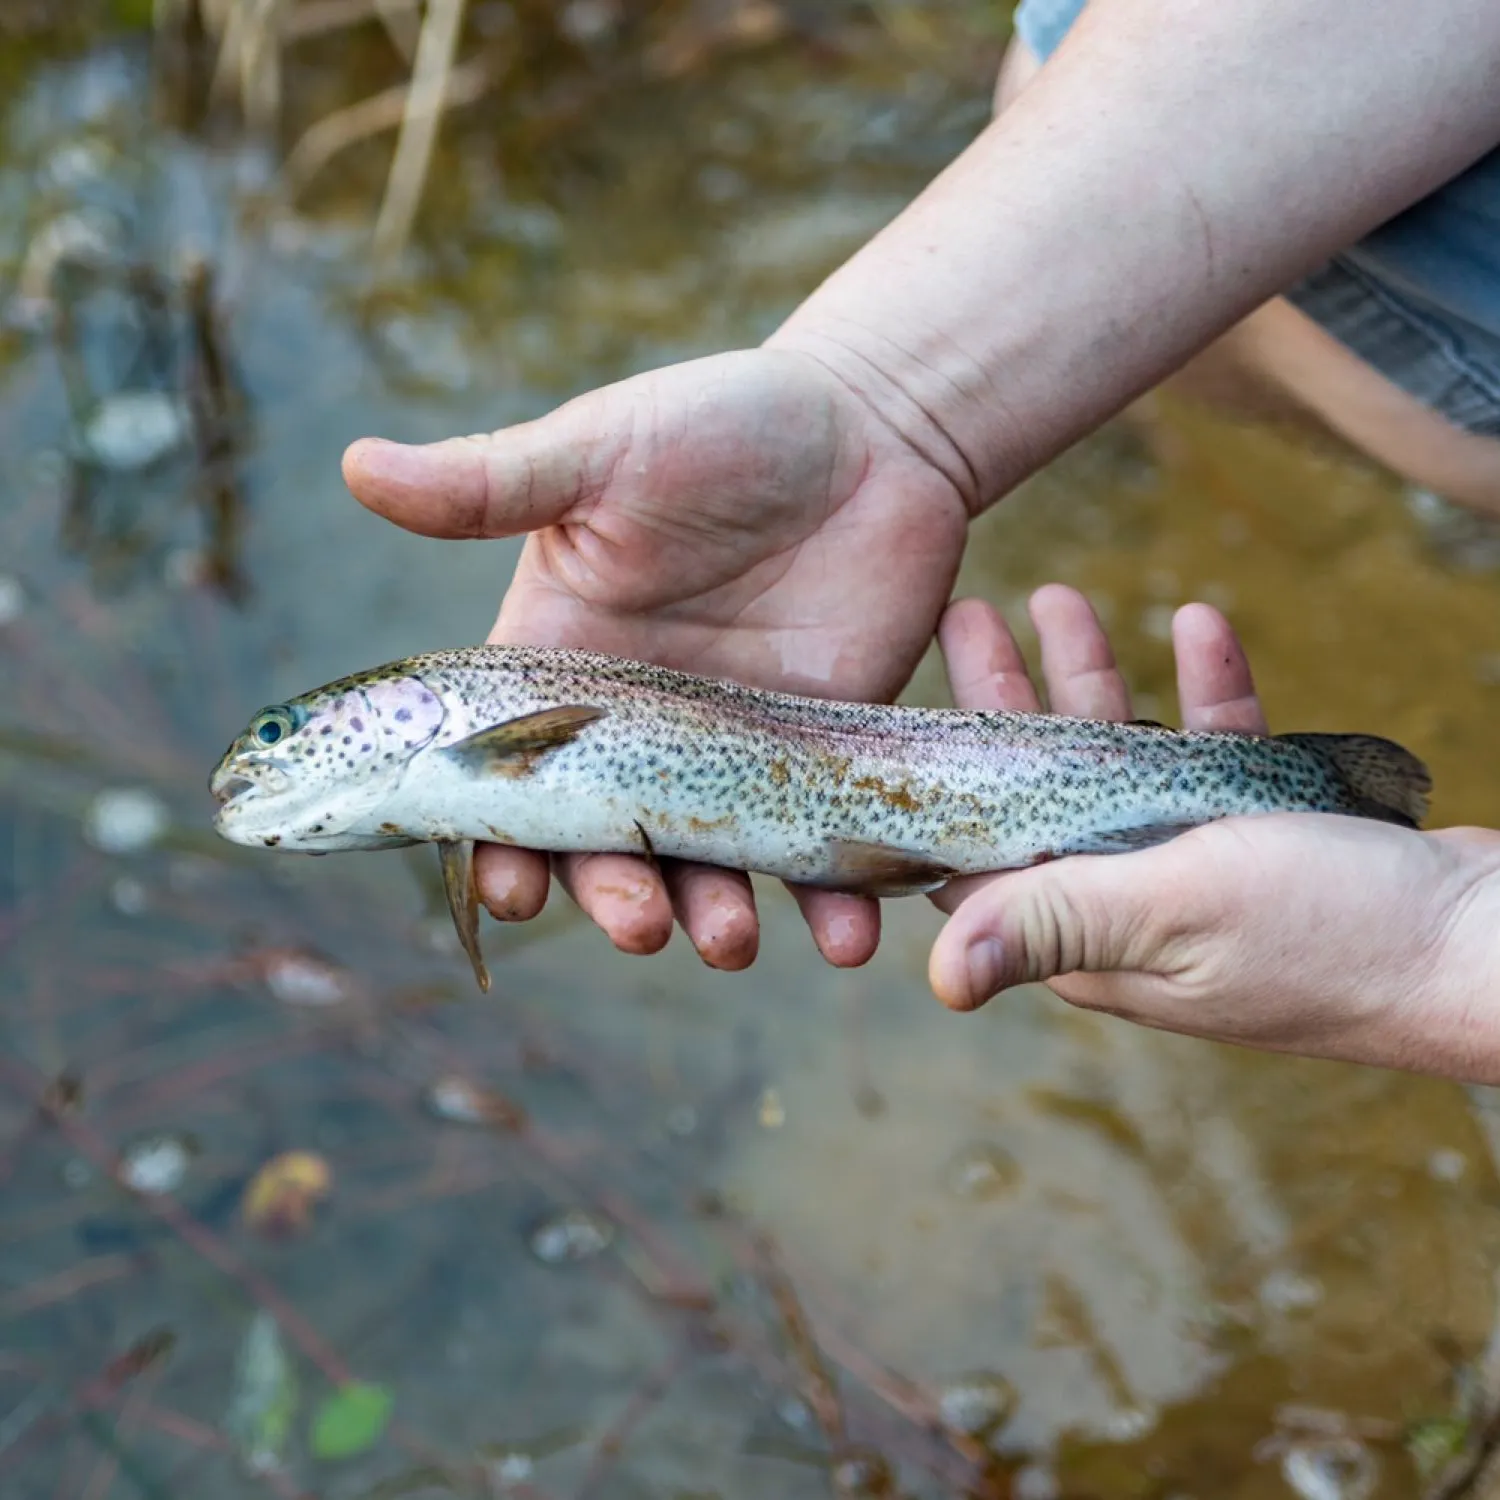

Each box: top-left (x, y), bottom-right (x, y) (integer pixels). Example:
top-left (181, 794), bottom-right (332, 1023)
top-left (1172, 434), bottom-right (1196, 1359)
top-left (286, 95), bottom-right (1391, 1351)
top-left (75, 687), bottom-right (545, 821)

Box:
top-left (344, 347), bottom-right (970, 968)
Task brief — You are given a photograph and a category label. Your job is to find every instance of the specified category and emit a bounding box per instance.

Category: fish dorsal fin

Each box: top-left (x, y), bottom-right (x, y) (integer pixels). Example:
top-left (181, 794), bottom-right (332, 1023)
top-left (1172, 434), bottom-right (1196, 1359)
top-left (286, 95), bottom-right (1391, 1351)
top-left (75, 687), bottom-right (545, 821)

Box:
top-left (442, 705), bottom-right (606, 773)
top-left (438, 839), bottom-right (490, 993)
top-left (819, 838), bottom-right (958, 897)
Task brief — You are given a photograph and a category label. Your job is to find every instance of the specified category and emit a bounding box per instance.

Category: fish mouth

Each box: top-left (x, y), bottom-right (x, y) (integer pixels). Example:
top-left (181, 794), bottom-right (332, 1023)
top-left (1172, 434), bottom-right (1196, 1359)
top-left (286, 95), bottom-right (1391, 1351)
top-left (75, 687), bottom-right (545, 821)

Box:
top-left (211, 773), bottom-right (256, 807)
top-left (209, 758), bottom-right (291, 808)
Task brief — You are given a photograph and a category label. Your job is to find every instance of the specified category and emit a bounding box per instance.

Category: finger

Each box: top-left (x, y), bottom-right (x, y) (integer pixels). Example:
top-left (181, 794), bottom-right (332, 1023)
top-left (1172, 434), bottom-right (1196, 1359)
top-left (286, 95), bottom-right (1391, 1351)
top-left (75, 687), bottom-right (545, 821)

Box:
top-left (1028, 584), bottom-right (1133, 721)
top-left (475, 844), bottom-right (550, 922)
top-left (554, 852), bottom-right (674, 955)
top-left (1172, 604), bottom-right (1270, 735)
top-left (341, 397), bottom-right (612, 541)
top-left (937, 597), bottom-right (1043, 712)
top-left (928, 846), bottom-right (1188, 1011)
top-left (789, 886), bottom-right (881, 967)
top-left (662, 862), bottom-right (760, 971)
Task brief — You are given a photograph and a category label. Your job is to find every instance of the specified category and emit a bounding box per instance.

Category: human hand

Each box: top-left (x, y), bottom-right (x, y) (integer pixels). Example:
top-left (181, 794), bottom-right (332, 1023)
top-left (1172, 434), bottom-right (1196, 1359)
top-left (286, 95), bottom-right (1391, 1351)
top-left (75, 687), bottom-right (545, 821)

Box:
top-left (928, 585), bottom-right (1500, 1082)
top-left (343, 348), bottom-right (971, 972)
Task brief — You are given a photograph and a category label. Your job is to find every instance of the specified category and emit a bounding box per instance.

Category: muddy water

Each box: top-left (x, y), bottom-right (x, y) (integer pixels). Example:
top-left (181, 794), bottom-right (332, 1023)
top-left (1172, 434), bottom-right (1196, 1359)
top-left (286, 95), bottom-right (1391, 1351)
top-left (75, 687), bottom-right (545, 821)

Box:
top-left (4, 10), bottom-right (1500, 1500)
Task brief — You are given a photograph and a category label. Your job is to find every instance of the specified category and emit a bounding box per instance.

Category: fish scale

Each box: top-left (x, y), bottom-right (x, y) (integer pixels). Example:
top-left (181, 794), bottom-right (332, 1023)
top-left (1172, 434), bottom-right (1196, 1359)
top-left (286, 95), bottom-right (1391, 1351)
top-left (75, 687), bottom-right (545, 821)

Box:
top-left (210, 645), bottom-right (1432, 991)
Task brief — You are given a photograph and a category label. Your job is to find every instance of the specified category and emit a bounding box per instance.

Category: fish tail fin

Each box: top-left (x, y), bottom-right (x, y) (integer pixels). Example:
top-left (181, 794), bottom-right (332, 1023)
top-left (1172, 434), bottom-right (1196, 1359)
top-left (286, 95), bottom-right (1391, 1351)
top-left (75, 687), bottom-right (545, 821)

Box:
top-left (1277, 732), bottom-right (1432, 828)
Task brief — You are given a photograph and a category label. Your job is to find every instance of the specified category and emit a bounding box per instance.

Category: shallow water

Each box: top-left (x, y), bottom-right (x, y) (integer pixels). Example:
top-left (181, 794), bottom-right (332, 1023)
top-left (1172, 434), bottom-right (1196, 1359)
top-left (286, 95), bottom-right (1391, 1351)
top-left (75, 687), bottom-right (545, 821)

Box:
top-left (4, 8), bottom-right (1500, 1500)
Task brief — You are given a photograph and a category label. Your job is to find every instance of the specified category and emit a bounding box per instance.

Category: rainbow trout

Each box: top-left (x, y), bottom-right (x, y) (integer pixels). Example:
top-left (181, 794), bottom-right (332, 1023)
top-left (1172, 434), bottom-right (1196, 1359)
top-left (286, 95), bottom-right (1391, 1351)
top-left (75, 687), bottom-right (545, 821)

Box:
top-left (209, 646), bottom-right (1431, 991)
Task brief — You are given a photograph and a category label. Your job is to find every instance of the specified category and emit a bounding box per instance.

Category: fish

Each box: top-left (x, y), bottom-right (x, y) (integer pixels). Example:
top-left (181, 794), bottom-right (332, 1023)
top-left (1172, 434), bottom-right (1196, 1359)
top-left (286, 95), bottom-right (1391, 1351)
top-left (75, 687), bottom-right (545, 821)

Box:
top-left (209, 645), bottom-right (1432, 992)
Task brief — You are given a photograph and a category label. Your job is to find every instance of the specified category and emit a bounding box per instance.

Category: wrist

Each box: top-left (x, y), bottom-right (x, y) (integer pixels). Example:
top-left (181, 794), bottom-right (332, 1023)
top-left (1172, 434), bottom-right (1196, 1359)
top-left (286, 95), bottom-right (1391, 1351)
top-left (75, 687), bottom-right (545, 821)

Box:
top-left (766, 314), bottom-right (1037, 519)
top-left (1421, 832), bottom-right (1500, 1080)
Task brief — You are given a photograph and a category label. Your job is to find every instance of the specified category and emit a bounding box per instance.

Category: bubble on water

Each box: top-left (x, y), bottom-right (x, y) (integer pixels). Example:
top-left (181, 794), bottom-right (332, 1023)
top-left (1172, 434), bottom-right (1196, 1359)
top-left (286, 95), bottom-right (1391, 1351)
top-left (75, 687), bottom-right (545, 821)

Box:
top-left (559, 0), bottom-right (619, 44)
top-left (830, 1448), bottom-right (895, 1497)
top-left (775, 1394), bottom-right (815, 1433)
top-left (109, 875), bottom-right (148, 916)
top-left (528, 1209), bottom-right (614, 1265)
top-left (261, 950), bottom-right (351, 1007)
top-left (40, 136), bottom-right (112, 190)
top-left (1428, 1148), bottom-right (1468, 1182)
top-left (1013, 1467), bottom-right (1060, 1500)
top-left (757, 1087), bottom-right (785, 1129)
top-left (488, 1449), bottom-right (534, 1486)
top-left (80, 390), bottom-right (190, 472)
top-left (119, 1132), bottom-right (192, 1194)
top-left (666, 1105), bottom-right (698, 1137)
top-left (0, 574), bottom-right (24, 626)
top-left (1101, 1404), bottom-right (1156, 1441)
top-left (1259, 1269), bottom-right (1323, 1313)
top-left (1282, 1438), bottom-right (1378, 1500)
top-left (937, 1371), bottom-right (1017, 1440)
top-left (423, 1075), bottom-right (524, 1130)
top-left (83, 787), bottom-right (169, 854)
top-left (943, 1143), bottom-right (1021, 1201)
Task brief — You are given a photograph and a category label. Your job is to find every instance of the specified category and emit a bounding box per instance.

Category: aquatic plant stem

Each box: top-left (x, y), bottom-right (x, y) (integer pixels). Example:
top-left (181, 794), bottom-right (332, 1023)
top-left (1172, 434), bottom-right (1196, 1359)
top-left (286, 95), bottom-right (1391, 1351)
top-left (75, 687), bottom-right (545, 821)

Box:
top-left (370, 0), bottom-right (467, 270)
top-left (0, 1052), bottom-right (353, 1388)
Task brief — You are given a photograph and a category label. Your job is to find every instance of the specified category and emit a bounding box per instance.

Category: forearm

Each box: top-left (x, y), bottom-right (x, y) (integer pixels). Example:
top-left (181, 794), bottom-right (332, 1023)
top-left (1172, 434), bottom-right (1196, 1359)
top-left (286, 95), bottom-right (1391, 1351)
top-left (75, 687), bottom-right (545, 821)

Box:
top-left (769, 0), bottom-right (1500, 512)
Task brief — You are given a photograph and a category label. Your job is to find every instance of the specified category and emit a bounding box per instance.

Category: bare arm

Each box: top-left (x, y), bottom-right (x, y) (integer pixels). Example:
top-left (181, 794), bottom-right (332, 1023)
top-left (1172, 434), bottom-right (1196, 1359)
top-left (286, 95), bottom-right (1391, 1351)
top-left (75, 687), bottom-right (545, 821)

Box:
top-left (772, 0), bottom-right (1500, 510)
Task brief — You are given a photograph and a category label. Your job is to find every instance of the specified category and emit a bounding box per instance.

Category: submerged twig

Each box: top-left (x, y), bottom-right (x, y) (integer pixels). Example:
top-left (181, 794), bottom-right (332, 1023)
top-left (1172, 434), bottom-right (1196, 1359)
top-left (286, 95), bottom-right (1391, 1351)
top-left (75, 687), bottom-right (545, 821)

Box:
top-left (753, 1232), bottom-right (847, 1451)
top-left (370, 0), bottom-right (467, 269)
top-left (280, 53), bottom-right (491, 201)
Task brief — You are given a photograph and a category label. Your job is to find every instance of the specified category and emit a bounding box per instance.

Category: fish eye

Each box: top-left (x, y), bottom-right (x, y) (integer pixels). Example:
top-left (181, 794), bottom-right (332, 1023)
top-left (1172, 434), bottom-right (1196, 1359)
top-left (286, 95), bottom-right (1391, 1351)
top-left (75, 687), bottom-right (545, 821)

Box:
top-left (249, 706), bottom-right (299, 748)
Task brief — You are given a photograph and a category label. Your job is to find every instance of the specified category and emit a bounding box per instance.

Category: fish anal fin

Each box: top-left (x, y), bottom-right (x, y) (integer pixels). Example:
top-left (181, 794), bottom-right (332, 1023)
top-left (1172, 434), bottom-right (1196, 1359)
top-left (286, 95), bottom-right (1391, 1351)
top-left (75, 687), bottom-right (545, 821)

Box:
top-left (438, 838), bottom-right (490, 993)
top-left (1063, 821), bottom-right (1201, 856)
top-left (818, 838), bottom-right (958, 897)
top-left (443, 705), bottom-right (606, 776)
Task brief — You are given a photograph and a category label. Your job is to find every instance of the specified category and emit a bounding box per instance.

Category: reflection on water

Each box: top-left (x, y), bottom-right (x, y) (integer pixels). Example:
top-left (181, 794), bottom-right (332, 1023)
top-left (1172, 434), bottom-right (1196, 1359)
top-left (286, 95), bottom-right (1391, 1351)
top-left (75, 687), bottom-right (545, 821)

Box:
top-left (3, 8), bottom-right (1500, 1500)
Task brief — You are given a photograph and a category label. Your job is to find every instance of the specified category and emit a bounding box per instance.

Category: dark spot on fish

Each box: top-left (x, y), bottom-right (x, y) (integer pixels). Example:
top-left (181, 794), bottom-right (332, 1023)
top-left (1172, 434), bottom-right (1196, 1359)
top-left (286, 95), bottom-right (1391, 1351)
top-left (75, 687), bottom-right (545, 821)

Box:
top-left (342, 736), bottom-right (351, 745)
top-left (361, 744), bottom-right (371, 753)
top-left (321, 726), bottom-right (332, 736)
top-left (394, 706), bottom-right (411, 723)
top-left (263, 834), bottom-right (281, 847)
top-left (351, 717), bottom-right (364, 732)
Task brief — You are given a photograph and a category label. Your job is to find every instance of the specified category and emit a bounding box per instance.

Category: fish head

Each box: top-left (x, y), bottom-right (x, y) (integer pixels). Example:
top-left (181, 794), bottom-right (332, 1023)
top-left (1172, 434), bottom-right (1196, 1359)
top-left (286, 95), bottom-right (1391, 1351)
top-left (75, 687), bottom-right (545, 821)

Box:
top-left (210, 668), bottom-right (447, 851)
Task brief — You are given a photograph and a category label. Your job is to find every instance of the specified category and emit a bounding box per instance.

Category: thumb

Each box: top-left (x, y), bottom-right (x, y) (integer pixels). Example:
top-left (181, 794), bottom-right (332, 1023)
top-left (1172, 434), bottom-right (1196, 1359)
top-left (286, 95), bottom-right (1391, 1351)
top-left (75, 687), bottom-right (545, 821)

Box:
top-left (342, 398), bottom-right (617, 541)
top-left (928, 852), bottom-right (1183, 1011)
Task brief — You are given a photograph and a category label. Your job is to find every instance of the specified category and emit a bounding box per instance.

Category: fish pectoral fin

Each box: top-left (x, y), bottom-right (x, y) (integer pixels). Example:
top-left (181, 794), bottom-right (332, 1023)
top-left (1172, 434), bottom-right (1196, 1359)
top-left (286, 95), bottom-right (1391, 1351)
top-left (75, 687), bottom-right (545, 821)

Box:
top-left (818, 839), bottom-right (958, 897)
top-left (438, 839), bottom-right (490, 993)
top-left (1063, 821), bottom-right (1201, 856)
top-left (442, 705), bottom-right (607, 773)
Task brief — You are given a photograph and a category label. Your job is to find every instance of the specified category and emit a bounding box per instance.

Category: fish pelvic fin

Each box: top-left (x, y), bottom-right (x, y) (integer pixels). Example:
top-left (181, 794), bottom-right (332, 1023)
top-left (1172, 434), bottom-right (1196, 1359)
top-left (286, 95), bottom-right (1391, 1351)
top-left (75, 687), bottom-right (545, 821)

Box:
top-left (817, 838), bottom-right (958, 897)
top-left (1278, 732), bottom-right (1432, 829)
top-left (442, 705), bottom-right (606, 775)
top-left (438, 838), bottom-right (490, 993)
top-left (1060, 821), bottom-right (1203, 856)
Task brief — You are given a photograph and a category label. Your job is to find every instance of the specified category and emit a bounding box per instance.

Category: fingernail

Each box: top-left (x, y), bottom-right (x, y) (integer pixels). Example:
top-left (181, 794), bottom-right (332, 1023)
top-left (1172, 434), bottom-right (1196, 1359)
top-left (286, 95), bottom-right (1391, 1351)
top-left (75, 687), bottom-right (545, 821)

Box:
top-left (964, 936), bottom-right (1007, 1006)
